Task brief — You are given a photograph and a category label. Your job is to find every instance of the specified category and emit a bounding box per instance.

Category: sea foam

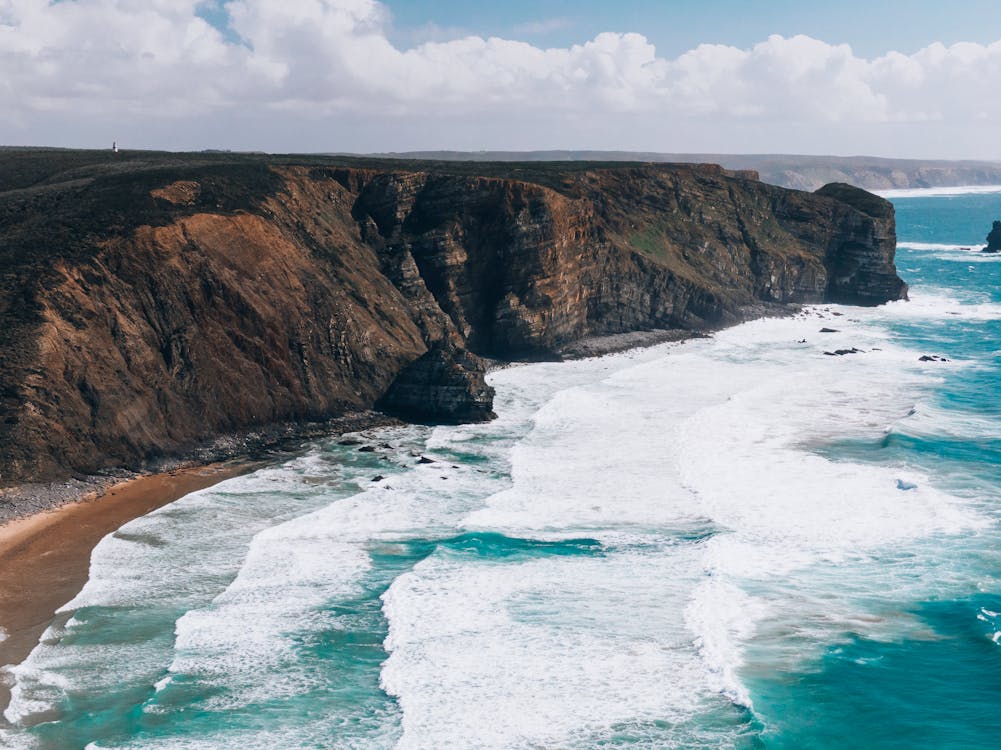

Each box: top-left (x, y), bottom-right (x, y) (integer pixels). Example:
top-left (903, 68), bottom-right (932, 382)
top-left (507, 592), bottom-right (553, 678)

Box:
top-left (377, 305), bottom-right (986, 748)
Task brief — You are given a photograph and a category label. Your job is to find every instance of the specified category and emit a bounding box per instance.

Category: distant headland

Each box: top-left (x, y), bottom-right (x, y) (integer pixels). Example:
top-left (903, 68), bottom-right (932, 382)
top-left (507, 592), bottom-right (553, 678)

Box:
top-left (361, 151), bottom-right (1001, 192)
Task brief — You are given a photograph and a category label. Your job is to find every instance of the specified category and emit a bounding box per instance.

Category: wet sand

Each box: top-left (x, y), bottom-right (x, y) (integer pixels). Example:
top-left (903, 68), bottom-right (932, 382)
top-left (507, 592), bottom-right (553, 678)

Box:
top-left (0, 463), bottom-right (255, 714)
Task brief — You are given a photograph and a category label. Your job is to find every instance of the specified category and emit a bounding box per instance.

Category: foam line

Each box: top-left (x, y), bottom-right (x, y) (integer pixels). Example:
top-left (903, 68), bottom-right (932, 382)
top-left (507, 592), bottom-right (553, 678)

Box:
top-left (876, 185), bottom-right (1001, 198)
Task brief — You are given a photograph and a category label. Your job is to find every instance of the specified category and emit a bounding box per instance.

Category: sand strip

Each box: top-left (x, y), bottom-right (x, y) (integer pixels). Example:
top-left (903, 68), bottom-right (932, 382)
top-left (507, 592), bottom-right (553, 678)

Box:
top-left (0, 462), bottom-right (255, 715)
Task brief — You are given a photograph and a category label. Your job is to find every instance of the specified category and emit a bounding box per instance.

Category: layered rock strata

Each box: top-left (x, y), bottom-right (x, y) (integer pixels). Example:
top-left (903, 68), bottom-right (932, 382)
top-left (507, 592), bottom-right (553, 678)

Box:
top-left (0, 154), bottom-right (907, 486)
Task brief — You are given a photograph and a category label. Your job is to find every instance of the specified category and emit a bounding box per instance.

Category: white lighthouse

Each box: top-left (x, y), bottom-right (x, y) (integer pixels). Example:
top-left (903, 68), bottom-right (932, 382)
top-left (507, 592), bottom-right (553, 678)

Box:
top-left (112, 141), bottom-right (118, 153)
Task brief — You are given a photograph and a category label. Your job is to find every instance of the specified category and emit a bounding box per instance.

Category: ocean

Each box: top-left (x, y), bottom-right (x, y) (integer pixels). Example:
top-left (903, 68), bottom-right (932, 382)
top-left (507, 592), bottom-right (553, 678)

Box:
top-left (2, 187), bottom-right (1000, 749)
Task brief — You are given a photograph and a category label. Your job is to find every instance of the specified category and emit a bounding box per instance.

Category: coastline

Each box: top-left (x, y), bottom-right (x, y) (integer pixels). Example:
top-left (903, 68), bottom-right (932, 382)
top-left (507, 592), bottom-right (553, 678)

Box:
top-left (0, 409), bottom-right (405, 718)
top-left (0, 410), bottom-right (403, 526)
top-left (0, 311), bottom-right (802, 722)
top-left (0, 300), bottom-right (893, 736)
top-left (555, 303), bottom-right (799, 360)
top-left (0, 462), bottom-right (258, 716)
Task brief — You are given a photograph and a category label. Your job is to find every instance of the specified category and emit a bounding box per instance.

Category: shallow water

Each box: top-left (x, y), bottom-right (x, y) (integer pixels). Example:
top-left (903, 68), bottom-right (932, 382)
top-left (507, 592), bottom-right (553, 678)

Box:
top-left (2, 188), bottom-right (1000, 749)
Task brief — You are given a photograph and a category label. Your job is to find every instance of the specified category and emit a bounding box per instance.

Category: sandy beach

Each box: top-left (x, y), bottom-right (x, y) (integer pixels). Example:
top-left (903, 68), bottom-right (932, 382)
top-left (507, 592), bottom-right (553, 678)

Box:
top-left (0, 463), bottom-right (255, 714)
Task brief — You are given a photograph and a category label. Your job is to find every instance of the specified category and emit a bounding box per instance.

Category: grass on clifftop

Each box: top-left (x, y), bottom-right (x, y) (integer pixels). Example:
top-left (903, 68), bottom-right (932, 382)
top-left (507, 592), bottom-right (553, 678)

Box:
top-left (0, 147), bottom-right (721, 197)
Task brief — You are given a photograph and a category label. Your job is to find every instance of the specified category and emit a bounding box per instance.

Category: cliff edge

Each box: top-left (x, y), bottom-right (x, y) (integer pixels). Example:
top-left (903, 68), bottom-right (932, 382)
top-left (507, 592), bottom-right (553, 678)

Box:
top-left (0, 151), bottom-right (906, 487)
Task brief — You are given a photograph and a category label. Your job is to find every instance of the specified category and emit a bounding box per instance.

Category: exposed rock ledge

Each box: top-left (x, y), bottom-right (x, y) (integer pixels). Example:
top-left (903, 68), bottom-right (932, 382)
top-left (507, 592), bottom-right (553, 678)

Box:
top-left (0, 152), bottom-right (907, 490)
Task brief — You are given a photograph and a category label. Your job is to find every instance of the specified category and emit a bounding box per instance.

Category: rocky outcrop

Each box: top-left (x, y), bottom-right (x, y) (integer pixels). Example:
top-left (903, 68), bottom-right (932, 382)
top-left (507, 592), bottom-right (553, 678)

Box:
top-left (378, 342), bottom-right (495, 423)
top-left (984, 221), bottom-right (1001, 253)
top-left (0, 152), bottom-right (907, 486)
top-left (812, 183), bottom-right (908, 304)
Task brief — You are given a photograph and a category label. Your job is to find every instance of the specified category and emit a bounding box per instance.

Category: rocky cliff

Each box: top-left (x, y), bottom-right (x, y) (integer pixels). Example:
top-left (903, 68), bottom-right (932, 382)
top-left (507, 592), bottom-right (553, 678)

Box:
top-left (0, 151), bottom-right (906, 486)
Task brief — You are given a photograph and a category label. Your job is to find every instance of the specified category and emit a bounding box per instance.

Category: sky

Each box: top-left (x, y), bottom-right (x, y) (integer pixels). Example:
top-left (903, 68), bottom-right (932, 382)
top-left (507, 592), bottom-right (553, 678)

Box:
top-left (2, 0), bottom-right (1001, 158)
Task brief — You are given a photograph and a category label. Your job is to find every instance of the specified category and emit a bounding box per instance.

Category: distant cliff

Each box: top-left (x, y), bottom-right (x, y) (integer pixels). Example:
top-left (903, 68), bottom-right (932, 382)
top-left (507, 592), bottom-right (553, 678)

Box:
top-left (373, 150), bottom-right (1001, 192)
top-left (0, 150), bottom-right (906, 486)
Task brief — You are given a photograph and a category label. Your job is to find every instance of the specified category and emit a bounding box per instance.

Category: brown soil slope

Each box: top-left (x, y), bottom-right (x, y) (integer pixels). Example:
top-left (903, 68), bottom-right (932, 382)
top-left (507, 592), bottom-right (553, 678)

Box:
top-left (0, 151), bottom-right (906, 486)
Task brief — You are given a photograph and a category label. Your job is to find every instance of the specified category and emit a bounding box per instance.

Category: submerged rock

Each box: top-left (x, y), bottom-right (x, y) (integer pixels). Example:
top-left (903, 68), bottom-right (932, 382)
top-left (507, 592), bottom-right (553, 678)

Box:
top-left (824, 348), bottom-right (863, 356)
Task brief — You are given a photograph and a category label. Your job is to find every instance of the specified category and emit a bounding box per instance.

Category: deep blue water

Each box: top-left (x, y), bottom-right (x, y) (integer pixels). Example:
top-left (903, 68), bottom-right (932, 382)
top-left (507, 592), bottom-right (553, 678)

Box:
top-left (2, 188), bottom-right (1000, 749)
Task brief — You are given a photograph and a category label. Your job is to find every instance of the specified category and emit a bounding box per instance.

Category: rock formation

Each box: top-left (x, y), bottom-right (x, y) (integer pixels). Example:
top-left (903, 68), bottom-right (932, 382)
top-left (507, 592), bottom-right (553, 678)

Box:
top-left (984, 221), bottom-right (1001, 253)
top-left (377, 342), bottom-right (495, 423)
top-left (0, 151), bottom-right (907, 486)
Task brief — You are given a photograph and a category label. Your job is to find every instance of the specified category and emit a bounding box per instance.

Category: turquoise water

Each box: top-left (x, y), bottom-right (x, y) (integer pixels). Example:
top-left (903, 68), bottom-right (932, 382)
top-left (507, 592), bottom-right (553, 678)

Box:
top-left (2, 187), bottom-right (1001, 748)
top-left (746, 188), bottom-right (1001, 750)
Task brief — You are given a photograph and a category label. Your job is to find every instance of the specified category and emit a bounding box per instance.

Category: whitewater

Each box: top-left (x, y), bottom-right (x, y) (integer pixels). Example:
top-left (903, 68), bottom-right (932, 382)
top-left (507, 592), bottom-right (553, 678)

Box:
top-left (2, 188), bottom-right (1000, 749)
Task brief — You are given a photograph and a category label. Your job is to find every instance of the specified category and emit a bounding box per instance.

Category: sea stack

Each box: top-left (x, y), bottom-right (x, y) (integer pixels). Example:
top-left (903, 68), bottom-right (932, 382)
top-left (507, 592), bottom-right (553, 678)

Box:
top-left (984, 220), bottom-right (1001, 252)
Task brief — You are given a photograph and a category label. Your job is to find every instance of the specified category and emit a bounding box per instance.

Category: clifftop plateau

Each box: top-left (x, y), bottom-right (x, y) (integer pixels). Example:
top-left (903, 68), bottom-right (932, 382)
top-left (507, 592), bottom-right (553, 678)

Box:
top-left (0, 150), bottom-right (906, 488)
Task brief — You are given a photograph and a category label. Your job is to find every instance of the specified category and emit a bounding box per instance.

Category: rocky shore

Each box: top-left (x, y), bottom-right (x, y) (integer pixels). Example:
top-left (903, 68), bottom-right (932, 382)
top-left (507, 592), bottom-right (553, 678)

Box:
top-left (0, 410), bottom-right (400, 523)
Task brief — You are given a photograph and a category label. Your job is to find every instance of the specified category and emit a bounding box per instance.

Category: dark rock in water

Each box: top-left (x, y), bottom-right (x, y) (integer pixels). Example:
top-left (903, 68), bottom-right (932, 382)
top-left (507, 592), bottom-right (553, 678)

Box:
top-left (418, 456), bottom-right (436, 464)
top-left (378, 342), bottom-right (496, 424)
top-left (379, 443), bottom-right (393, 450)
top-left (919, 355), bottom-right (950, 362)
top-left (819, 327), bottom-right (840, 333)
top-left (372, 475), bottom-right (385, 482)
top-left (984, 220), bottom-right (1001, 253)
top-left (338, 438), bottom-right (363, 446)
top-left (358, 445), bottom-right (377, 453)
top-left (824, 348), bottom-right (863, 356)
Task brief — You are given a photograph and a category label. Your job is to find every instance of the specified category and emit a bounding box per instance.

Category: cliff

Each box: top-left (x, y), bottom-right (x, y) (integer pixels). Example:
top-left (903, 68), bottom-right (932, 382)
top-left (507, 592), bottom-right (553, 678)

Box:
top-left (0, 151), bottom-right (906, 486)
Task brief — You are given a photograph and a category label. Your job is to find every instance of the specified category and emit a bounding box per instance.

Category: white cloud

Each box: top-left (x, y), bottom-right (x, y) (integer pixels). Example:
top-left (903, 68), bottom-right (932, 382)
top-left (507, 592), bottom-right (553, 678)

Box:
top-left (0, 0), bottom-right (999, 157)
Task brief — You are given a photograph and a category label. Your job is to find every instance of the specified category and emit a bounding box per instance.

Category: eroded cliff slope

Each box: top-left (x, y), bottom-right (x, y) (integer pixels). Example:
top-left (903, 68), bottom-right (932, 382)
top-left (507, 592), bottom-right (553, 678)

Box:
top-left (0, 151), bottom-right (906, 485)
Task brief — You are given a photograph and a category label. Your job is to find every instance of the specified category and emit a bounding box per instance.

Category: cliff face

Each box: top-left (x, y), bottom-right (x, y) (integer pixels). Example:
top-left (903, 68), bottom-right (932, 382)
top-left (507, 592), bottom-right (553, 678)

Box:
top-left (0, 154), bottom-right (906, 485)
